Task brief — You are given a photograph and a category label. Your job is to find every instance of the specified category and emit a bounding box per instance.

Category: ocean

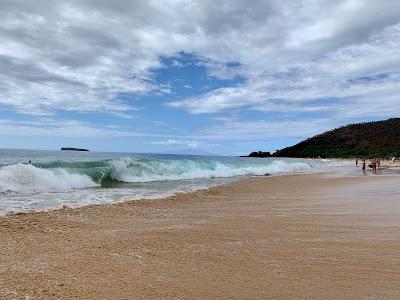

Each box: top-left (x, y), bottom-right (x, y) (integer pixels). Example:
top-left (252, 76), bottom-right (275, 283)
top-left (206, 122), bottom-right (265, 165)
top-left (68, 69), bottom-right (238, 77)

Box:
top-left (0, 149), bottom-right (326, 215)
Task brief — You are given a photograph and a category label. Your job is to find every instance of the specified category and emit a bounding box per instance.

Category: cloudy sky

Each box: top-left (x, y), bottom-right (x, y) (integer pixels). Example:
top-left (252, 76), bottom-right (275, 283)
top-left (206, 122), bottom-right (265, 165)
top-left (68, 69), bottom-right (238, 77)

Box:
top-left (1, 0), bottom-right (399, 155)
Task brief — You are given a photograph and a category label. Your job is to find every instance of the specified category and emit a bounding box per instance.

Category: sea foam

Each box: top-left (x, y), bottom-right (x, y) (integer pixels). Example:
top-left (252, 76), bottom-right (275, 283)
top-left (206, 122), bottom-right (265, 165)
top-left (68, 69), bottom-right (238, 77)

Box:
top-left (0, 163), bottom-right (98, 193)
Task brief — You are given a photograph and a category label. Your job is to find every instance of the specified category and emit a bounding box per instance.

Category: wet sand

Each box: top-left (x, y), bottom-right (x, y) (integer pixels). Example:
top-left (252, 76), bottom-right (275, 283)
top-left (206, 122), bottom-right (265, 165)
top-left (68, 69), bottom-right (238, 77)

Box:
top-left (1, 173), bottom-right (400, 299)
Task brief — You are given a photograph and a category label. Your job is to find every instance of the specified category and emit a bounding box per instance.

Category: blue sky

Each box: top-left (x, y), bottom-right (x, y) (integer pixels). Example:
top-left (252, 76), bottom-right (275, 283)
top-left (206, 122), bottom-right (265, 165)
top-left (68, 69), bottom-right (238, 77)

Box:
top-left (0, 1), bottom-right (400, 155)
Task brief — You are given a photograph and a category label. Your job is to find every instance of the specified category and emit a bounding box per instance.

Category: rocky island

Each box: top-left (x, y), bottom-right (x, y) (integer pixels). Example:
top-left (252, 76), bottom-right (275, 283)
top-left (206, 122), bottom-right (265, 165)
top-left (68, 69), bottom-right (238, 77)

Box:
top-left (61, 147), bottom-right (89, 151)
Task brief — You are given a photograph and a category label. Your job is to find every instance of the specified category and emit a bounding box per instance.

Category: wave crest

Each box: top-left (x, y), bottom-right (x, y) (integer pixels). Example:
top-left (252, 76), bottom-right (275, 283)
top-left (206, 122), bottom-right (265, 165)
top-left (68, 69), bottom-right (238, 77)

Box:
top-left (105, 157), bottom-right (311, 183)
top-left (0, 164), bottom-right (99, 193)
top-left (0, 158), bottom-right (313, 193)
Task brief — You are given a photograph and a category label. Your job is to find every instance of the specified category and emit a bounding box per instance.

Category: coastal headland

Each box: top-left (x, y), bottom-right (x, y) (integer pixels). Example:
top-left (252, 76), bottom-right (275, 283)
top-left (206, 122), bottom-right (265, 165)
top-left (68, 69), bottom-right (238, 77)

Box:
top-left (1, 172), bottom-right (400, 299)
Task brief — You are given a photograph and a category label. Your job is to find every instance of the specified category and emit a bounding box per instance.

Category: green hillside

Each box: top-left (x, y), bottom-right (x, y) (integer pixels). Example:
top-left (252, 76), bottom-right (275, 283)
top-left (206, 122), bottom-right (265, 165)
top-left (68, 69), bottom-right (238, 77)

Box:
top-left (273, 118), bottom-right (400, 158)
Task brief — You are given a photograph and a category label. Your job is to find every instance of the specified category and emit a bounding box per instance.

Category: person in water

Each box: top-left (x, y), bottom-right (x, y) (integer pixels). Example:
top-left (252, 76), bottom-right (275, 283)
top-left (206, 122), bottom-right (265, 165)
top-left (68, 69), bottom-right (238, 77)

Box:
top-left (356, 158), bottom-right (358, 167)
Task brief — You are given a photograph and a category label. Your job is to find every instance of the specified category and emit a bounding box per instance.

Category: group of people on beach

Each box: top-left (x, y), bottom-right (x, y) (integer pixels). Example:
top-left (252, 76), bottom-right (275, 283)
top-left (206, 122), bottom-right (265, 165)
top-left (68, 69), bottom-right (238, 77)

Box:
top-left (356, 157), bottom-right (381, 172)
top-left (356, 157), bottom-right (397, 173)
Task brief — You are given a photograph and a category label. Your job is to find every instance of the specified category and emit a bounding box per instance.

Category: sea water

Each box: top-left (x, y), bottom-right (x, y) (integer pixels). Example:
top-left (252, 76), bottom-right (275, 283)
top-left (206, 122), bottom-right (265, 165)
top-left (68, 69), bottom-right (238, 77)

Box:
top-left (0, 149), bottom-right (326, 215)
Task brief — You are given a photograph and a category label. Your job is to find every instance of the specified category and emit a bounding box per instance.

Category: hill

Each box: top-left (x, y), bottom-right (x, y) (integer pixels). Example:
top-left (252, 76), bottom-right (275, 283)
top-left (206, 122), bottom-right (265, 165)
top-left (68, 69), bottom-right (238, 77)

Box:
top-left (241, 151), bottom-right (272, 158)
top-left (273, 118), bottom-right (400, 158)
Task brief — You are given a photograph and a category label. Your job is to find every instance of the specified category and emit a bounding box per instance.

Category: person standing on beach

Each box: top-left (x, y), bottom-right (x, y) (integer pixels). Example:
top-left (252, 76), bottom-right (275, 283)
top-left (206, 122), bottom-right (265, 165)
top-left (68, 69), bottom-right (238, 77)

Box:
top-left (371, 158), bottom-right (377, 173)
top-left (356, 158), bottom-right (358, 167)
top-left (362, 159), bottom-right (366, 170)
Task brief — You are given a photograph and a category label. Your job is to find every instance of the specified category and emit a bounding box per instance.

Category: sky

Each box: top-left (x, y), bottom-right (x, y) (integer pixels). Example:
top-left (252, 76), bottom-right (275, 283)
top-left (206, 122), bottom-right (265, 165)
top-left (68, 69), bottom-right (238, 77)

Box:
top-left (0, 0), bottom-right (400, 155)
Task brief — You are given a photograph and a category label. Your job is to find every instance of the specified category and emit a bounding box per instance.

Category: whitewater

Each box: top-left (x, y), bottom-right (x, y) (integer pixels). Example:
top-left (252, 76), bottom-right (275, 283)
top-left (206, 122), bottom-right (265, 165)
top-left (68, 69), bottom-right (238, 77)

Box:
top-left (0, 149), bottom-right (328, 215)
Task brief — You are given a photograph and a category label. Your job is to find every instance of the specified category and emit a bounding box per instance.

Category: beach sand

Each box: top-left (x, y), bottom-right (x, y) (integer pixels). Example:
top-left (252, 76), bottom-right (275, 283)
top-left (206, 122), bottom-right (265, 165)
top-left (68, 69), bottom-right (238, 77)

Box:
top-left (1, 172), bottom-right (400, 299)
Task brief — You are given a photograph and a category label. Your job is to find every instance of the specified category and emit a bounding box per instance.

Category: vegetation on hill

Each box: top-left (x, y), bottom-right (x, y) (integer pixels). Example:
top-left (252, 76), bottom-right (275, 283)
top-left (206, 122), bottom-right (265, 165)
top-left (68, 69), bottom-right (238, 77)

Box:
top-left (273, 118), bottom-right (400, 158)
top-left (244, 151), bottom-right (272, 158)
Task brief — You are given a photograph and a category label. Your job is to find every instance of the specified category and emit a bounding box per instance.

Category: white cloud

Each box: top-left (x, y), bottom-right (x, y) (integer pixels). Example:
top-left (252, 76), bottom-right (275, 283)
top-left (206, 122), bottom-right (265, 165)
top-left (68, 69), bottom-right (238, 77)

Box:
top-left (152, 120), bottom-right (168, 126)
top-left (151, 139), bottom-right (201, 149)
top-left (0, 118), bottom-right (180, 138)
top-left (169, 22), bottom-right (400, 116)
top-left (0, 118), bottom-right (130, 137)
top-left (199, 118), bottom-right (341, 141)
top-left (0, 0), bottom-right (399, 123)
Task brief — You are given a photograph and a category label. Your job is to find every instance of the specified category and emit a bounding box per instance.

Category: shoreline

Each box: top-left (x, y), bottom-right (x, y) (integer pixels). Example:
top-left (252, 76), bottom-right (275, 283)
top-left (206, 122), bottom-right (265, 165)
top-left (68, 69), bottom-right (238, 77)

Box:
top-left (0, 175), bottom-right (250, 218)
top-left (0, 168), bottom-right (330, 218)
top-left (0, 156), bottom-right (321, 216)
top-left (1, 171), bottom-right (400, 298)
top-left (2, 156), bottom-right (397, 217)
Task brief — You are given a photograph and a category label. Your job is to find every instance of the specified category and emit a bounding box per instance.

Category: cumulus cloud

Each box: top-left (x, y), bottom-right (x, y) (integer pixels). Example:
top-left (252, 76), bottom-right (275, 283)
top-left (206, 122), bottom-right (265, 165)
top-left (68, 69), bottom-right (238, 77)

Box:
top-left (1, 0), bottom-right (399, 125)
top-left (199, 118), bottom-right (341, 141)
top-left (0, 117), bottom-right (180, 138)
top-left (0, 1), bottom-right (173, 116)
top-left (151, 139), bottom-right (201, 149)
top-left (169, 21), bottom-right (400, 116)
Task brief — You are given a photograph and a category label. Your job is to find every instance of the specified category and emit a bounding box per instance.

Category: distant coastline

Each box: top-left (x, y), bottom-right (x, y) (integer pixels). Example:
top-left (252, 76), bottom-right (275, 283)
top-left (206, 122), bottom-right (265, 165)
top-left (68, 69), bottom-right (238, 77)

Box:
top-left (240, 151), bottom-right (272, 158)
top-left (61, 147), bottom-right (89, 152)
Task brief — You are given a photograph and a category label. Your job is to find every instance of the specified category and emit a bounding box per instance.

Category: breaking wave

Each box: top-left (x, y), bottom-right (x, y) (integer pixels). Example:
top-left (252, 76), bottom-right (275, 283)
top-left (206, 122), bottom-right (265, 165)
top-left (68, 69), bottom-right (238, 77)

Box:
top-left (0, 163), bottom-right (98, 193)
top-left (0, 157), bottom-right (313, 193)
top-left (105, 158), bottom-right (311, 182)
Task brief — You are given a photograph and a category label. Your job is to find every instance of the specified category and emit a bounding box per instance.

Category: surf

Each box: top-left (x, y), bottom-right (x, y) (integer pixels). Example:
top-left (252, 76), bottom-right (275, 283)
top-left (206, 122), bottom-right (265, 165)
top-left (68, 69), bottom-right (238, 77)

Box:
top-left (0, 163), bottom-right (98, 193)
top-left (0, 157), bottom-right (314, 193)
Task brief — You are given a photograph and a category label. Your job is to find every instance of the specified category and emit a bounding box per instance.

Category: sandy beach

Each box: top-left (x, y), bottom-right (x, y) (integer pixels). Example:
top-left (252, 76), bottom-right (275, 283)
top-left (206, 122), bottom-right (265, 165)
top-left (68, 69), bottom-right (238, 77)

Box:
top-left (1, 172), bottom-right (400, 299)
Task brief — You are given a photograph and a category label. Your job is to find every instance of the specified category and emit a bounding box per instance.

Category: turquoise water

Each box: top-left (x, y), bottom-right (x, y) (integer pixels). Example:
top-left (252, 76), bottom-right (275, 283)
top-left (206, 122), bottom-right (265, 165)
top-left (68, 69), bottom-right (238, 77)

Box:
top-left (0, 149), bottom-right (324, 214)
